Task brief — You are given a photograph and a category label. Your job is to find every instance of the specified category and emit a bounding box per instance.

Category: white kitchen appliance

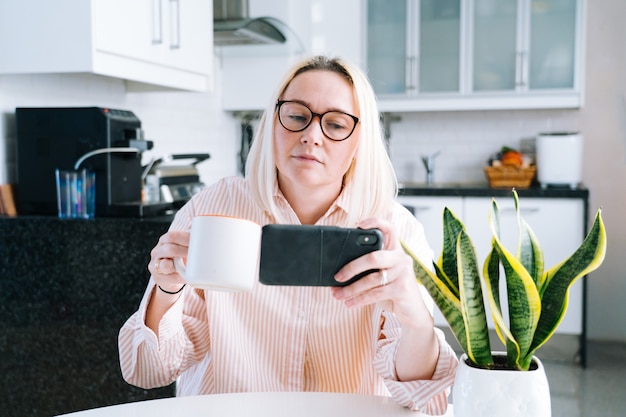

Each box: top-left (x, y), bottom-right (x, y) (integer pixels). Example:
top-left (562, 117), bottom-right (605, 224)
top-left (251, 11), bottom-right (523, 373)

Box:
top-left (536, 132), bottom-right (583, 189)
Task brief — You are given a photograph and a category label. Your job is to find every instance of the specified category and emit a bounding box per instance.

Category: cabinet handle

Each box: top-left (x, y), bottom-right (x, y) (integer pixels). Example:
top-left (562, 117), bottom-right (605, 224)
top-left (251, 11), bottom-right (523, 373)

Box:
top-left (152, 0), bottom-right (163, 45)
top-left (401, 205), bottom-right (433, 216)
top-left (169, 0), bottom-right (180, 50)
top-left (406, 56), bottom-right (417, 91)
top-left (516, 51), bottom-right (527, 88)
top-left (499, 207), bottom-right (539, 215)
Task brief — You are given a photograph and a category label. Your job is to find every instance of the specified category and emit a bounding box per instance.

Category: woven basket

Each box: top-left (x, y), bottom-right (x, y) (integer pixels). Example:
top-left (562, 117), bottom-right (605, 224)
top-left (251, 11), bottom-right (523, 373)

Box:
top-left (484, 165), bottom-right (537, 189)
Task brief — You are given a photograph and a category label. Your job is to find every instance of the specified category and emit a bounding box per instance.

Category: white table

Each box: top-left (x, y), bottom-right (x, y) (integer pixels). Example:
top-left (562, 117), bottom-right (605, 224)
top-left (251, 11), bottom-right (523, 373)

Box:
top-left (54, 392), bottom-right (454, 416)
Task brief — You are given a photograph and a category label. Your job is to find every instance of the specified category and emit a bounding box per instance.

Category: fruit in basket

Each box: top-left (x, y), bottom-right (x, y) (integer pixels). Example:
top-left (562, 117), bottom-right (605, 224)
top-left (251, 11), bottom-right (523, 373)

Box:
top-left (489, 146), bottom-right (526, 168)
top-left (501, 149), bottom-right (523, 167)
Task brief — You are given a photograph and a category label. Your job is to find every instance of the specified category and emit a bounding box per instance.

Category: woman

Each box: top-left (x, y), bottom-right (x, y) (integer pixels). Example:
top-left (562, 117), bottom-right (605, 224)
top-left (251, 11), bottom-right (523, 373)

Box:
top-left (119, 55), bottom-right (458, 415)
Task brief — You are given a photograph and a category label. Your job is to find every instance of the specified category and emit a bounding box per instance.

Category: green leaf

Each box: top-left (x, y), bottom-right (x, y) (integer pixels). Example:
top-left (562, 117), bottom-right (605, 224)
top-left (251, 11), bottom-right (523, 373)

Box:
top-left (493, 238), bottom-right (541, 370)
top-left (487, 197), bottom-right (541, 370)
top-left (401, 241), bottom-right (469, 355)
top-left (457, 230), bottom-right (493, 367)
top-left (483, 245), bottom-right (518, 353)
top-left (437, 208), bottom-right (465, 296)
top-left (529, 210), bottom-right (607, 354)
top-left (512, 190), bottom-right (545, 289)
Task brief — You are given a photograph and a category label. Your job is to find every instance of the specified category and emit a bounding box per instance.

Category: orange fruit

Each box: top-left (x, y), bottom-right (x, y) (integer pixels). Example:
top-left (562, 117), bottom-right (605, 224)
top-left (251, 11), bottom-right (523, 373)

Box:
top-left (501, 151), bottom-right (523, 167)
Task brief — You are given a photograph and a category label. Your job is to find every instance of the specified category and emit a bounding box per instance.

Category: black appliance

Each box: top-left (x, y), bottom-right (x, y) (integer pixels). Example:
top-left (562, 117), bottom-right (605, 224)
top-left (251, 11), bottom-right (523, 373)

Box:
top-left (15, 107), bottom-right (172, 217)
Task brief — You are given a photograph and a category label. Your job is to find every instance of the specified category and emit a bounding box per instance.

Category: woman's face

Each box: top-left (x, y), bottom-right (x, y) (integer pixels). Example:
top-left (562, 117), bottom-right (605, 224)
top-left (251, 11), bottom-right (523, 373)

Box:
top-left (274, 69), bottom-right (360, 193)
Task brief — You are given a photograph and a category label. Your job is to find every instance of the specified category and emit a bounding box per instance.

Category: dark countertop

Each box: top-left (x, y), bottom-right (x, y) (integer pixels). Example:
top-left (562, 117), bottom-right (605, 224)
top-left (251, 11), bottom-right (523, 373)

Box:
top-left (0, 215), bottom-right (176, 417)
top-left (398, 182), bottom-right (589, 199)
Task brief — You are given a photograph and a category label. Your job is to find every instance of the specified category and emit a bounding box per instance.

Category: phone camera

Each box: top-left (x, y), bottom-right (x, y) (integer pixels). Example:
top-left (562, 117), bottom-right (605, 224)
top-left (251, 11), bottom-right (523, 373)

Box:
top-left (357, 234), bottom-right (379, 246)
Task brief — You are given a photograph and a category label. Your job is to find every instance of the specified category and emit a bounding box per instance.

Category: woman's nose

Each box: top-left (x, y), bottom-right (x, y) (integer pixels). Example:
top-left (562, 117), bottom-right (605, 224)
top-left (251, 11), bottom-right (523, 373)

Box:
top-left (300, 116), bottom-right (324, 145)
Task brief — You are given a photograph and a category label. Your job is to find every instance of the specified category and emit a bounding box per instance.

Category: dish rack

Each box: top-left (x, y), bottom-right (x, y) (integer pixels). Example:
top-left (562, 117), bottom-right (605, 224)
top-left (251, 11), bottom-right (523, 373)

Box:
top-left (484, 165), bottom-right (537, 189)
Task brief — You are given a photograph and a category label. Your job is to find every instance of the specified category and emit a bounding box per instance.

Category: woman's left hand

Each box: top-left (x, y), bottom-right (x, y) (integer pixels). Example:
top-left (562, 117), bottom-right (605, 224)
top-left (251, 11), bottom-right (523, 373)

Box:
top-left (331, 218), bottom-right (428, 327)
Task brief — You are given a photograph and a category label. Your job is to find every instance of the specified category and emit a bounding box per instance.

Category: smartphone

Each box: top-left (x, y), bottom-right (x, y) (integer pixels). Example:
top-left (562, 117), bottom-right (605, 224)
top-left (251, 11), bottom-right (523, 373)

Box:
top-left (259, 224), bottom-right (383, 287)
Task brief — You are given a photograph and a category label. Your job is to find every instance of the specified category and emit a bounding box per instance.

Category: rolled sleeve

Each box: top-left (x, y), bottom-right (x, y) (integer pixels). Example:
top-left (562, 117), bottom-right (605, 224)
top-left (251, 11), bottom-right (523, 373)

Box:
top-left (119, 281), bottom-right (209, 389)
top-left (373, 315), bottom-right (458, 415)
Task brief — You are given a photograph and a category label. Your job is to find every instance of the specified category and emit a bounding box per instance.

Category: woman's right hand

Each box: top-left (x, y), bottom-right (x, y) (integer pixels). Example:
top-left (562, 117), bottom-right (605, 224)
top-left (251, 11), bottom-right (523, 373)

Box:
top-left (148, 230), bottom-right (191, 293)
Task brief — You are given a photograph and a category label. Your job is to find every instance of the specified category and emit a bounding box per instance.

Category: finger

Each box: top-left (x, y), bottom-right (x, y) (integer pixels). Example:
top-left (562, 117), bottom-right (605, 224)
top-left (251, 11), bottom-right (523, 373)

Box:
top-left (333, 273), bottom-right (391, 308)
top-left (334, 250), bottom-right (386, 284)
top-left (333, 268), bottom-right (390, 302)
top-left (150, 257), bottom-right (179, 276)
top-left (151, 232), bottom-right (190, 260)
top-left (157, 230), bottom-right (191, 248)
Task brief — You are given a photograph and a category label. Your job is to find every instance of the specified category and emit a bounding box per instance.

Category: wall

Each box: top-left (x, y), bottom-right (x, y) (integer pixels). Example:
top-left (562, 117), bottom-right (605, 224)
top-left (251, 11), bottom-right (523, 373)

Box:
top-left (0, 1), bottom-right (624, 342)
top-left (578, 0), bottom-right (626, 342)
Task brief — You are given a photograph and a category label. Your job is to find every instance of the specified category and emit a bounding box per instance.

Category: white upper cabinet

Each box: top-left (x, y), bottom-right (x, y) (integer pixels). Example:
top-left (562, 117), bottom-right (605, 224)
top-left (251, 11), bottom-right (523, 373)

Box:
top-left (366, 0), bottom-right (585, 111)
top-left (0, 0), bottom-right (213, 92)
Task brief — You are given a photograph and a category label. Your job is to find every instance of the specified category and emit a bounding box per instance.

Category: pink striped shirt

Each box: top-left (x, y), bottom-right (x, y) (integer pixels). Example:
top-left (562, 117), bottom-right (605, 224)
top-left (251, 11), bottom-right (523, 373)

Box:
top-left (119, 176), bottom-right (458, 415)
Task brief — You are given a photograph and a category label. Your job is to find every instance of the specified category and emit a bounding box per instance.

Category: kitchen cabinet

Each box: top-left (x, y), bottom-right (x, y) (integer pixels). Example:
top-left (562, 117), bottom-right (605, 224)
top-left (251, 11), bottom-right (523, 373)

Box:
top-left (0, 0), bottom-right (213, 92)
top-left (366, 0), bottom-right (585, 111)
top-left (397, 194), bottom-right (585, 336)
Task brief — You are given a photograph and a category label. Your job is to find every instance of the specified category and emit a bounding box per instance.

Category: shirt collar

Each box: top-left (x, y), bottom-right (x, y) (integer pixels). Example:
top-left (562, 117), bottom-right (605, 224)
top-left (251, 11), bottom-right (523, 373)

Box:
top-left (272, 180), bottom-right (351, 222)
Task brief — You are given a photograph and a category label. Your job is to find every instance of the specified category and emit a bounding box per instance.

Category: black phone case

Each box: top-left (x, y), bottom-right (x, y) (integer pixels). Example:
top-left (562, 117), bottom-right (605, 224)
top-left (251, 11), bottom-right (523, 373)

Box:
top-left (259, 224), bottom-right (383, 287)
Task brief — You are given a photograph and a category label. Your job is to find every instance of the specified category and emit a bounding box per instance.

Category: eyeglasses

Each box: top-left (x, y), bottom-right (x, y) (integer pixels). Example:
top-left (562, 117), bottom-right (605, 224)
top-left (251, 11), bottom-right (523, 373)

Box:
top-left (276, 100), bottom-right (359, 141)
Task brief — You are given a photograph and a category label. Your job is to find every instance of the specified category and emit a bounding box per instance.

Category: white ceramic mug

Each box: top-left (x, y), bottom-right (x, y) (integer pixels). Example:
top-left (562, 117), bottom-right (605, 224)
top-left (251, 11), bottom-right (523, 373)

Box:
top-left (174, 215), bottom-right (262, 292)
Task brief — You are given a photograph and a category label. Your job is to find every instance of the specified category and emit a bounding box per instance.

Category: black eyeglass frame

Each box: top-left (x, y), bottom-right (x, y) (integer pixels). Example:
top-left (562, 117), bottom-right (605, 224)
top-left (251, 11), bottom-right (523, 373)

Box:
top-left (275, 100), bottom-right (359, 142)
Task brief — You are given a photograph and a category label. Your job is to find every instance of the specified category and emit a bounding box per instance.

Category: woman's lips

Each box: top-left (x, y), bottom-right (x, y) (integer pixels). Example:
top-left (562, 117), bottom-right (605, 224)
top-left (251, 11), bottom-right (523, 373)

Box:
top-left (293, 154), bottom-right (322, 164)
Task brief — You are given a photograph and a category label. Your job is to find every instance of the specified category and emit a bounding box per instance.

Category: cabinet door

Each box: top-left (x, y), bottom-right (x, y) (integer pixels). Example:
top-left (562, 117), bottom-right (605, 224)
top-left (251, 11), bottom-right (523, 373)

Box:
top-left (168, 0), bottom-right (212, 74)
top-left (464, 197), bottom-right (584, 334)
top-left (94, 0), bottom-right (211, 74)
top-left (418, 0), bottom-right (462, 93)
top-left (94, 0), bottom-right (160, 65)
top-left (397, 196), bottom-right (464, 326)
top-left (471, 0), bottom-right (519, 92)
top-left (472, 0), bottom-right (579, 93)
top-left (526, 0), bottom-right (578, 90)
top-left (367, 0), bottom-right (462, 95)
top-left (366, 0), bottom-right (408, 94)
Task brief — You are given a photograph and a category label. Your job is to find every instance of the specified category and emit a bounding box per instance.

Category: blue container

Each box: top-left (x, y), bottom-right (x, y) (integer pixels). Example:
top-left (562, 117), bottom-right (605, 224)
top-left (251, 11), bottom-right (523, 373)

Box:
top-left (55, 169), bottom-right (95, 219)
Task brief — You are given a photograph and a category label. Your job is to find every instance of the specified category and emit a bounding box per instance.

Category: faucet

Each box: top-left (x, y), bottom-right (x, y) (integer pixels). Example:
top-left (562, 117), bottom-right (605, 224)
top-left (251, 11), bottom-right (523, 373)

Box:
top-left (421, 151), bottom-right (441, 185)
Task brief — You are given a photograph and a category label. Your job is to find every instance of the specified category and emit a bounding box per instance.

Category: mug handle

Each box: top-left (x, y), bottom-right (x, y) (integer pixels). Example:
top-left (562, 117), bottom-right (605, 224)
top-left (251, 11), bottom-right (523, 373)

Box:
top-left (173, 257), bottom-right (187, 279)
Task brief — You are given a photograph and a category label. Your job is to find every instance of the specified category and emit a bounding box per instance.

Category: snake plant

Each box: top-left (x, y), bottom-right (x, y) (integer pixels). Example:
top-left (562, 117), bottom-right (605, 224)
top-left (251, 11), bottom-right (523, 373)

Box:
top-left (403, 190), bottom-right (607, 371)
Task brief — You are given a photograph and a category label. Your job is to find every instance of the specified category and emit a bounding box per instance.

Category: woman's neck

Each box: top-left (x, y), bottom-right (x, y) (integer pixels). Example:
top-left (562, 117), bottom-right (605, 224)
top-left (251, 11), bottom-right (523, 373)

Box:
top-left (278, 178), bottom-right (343, 225)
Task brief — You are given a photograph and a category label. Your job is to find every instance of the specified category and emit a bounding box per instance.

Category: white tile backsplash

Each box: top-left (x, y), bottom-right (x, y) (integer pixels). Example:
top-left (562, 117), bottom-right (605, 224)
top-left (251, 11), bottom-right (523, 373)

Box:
top-left (389, 109), bottom-right (580, 184)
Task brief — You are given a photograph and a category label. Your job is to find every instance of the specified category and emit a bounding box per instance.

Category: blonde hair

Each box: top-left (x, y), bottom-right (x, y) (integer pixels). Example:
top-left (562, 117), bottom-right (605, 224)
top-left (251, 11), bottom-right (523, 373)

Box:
top-left (245, 55), bottom-right (398, 226)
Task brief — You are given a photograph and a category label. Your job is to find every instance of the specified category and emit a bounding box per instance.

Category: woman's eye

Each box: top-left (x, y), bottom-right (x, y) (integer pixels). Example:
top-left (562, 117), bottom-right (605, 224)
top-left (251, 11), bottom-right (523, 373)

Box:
top-left (324, 117), bottom-right (349, 131)
top-left (326, 122), bottom-right (347, 131)
top-left (289, 114), bottom-right (308, 123)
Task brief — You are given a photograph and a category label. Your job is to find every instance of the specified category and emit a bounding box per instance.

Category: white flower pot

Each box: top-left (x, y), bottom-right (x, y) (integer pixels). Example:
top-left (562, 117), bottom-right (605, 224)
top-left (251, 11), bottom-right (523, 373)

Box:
top-left (453, 353), bottom-right (551, 417)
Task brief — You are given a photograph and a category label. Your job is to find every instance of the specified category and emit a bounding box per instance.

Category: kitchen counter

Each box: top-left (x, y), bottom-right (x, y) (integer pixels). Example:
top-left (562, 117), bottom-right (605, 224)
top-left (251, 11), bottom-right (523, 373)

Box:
top-left (398, 182), bottom-right (589, 199)
top-left (0, 216), bottom-right (176, 417)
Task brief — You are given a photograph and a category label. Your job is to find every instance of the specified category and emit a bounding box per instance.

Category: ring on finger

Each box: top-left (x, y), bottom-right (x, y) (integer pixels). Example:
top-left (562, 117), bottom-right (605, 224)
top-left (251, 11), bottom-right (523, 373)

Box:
top-left (380, 269), bottom-right (388, 286)
top-left (155, 258), bottom-right (164, 275)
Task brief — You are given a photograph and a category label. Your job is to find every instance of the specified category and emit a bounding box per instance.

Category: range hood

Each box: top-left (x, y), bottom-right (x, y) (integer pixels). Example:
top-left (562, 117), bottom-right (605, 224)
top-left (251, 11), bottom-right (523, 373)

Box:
top-left (214, 0), bottom-right (287, 46)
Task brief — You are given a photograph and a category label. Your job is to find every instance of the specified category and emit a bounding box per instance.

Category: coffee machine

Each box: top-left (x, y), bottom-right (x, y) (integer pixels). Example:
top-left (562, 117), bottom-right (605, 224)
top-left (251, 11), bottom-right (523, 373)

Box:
top-left (15, 107), bottom-right (173, 217)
